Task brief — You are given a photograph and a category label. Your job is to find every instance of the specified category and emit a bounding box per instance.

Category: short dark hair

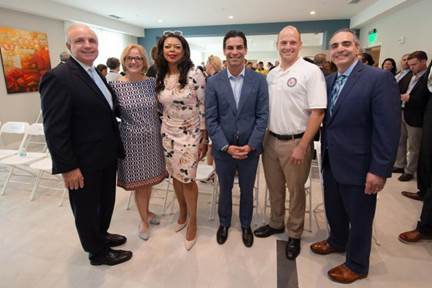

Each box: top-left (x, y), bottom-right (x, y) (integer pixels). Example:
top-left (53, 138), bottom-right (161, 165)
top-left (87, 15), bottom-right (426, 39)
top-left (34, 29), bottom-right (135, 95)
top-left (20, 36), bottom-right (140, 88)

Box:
top-left (408, 50), bottom-right (428, 61)
top-left (330, 28), bottom-right (360, 47)
top-left (96, 64), bottom-right (107, 72)
top-left (223, 30), bottom-right (247, 49)
top-left (361, 53), bottom-right (375, 66)
top-left (106, 57), bottom-right (120, 69)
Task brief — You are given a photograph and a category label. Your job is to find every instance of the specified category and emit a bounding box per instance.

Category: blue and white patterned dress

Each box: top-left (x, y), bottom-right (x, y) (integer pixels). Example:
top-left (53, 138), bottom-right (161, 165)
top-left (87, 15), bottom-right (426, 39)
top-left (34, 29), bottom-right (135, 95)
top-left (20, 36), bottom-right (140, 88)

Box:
top-left (110, 78), bottom-right (167, 190)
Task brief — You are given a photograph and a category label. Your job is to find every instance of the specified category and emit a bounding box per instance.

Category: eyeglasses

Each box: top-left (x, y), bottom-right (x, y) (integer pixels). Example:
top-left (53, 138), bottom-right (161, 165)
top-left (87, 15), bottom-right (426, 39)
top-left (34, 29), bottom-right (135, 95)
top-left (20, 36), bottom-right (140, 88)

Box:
top-left (163, 30), bottom-right (183, 37)
top-left (125, 56), bottom-right (144, 62)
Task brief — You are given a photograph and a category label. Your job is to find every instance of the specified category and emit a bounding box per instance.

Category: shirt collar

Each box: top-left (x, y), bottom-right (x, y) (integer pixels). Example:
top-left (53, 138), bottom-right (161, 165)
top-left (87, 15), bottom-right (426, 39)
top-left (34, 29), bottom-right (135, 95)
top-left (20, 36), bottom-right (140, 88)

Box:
top-left (338, 60), bottom-right (358, 78)
top-left (414, 68), bottom-right (428, 78)
top-left (227, 66), bottom-right (245, 79)
top-left (72, 56), bottom-right (94, 72)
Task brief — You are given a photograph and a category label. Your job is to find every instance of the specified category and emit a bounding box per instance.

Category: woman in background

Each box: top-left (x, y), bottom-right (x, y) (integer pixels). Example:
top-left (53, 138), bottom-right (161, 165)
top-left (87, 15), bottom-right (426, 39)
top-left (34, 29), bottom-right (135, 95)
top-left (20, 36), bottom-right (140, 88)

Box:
top-left (381, 58), bottom-right (397, 75)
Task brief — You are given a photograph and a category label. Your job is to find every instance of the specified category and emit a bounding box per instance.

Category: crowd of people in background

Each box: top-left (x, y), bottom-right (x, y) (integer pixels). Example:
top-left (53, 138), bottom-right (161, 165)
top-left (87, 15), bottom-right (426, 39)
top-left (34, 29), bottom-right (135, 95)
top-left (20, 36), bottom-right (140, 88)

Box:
top-left (42, 24), bottom-right (432, 285)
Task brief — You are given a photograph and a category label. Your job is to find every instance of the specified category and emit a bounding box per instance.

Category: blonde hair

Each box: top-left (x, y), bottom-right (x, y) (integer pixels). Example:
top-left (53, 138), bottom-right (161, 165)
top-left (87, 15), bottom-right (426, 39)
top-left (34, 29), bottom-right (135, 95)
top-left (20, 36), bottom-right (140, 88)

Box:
top-left (207, 55), bottom-right (222, 73)
top-left (120, 44), bottom-right (149, 74)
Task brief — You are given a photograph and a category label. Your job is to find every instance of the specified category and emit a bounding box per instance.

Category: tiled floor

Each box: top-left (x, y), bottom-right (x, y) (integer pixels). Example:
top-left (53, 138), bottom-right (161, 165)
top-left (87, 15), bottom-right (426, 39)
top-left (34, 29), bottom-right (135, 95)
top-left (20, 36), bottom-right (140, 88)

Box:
top-left (0, 166), bottom-right (431, 288)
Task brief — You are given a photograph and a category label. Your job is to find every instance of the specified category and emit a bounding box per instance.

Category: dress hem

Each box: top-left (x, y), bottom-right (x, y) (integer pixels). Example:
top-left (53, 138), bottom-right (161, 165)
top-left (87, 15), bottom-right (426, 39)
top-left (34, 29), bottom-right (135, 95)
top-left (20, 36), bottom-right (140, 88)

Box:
top-left (117, 172), bottom-right (168, 190)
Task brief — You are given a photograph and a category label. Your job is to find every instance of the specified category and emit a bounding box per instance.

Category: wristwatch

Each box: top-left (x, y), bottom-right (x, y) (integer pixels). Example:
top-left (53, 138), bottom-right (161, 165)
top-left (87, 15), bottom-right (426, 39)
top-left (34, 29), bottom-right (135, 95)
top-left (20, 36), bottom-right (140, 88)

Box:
top-left (221, 145), bottom-right (229, 152)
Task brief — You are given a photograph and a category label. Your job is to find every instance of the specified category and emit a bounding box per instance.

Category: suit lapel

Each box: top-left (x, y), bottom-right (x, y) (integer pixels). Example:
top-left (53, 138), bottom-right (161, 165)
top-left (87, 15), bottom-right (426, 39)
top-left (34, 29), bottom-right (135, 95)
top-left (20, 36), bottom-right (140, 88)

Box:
top-left (68, 58), bottom-right (113, 111)
top-left (221, 69), bottom-right (238, 114)
top-left (328, 62), bottom-right (363, 122)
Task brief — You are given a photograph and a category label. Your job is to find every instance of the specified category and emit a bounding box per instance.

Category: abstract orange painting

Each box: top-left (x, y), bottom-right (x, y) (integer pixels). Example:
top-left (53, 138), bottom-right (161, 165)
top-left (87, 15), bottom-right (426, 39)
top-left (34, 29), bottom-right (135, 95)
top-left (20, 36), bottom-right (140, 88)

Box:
top-left (0, 27), bottom-right (51, 94)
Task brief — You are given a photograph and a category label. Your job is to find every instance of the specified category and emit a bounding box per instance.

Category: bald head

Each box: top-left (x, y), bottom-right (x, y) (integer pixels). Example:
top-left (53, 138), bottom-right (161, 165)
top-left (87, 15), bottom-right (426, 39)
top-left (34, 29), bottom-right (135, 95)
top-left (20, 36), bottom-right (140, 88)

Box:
top-left (277, 25), bottom-right (301, 43)
top-left (66, 23), bottom-right (99, 66)
top-left (276, 25), bottom-right (302, 67)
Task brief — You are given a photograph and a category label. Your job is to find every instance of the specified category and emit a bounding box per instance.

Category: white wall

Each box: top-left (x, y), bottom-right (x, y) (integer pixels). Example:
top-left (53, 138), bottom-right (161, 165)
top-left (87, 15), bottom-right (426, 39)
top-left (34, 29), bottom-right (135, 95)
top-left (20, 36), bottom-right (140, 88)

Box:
top-left (358, 0), bottom-right (432, 70)
top-left (0, 8), bottom-right (138, 124)
top-left (0, 8), bottom-right (65, 124)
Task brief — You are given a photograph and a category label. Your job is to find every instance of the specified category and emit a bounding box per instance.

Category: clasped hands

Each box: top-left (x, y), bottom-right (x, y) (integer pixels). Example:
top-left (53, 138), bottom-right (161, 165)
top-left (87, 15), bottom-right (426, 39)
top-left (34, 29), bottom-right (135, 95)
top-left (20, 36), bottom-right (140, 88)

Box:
top-left (227, 145), bottom-right (252, 160)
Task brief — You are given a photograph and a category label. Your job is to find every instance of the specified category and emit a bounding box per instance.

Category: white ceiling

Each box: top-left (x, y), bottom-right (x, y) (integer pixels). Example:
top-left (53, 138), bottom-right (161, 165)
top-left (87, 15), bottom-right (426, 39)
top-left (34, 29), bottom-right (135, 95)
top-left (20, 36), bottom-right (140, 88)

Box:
top-left (49, 0), bottom-right (378, 28)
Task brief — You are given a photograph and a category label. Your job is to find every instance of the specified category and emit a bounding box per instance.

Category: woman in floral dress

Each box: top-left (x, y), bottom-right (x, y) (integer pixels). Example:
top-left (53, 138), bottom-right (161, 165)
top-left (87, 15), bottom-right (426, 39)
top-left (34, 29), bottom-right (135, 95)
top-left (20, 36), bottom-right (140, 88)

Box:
top-left (156, 32), bottom-right (208, 251)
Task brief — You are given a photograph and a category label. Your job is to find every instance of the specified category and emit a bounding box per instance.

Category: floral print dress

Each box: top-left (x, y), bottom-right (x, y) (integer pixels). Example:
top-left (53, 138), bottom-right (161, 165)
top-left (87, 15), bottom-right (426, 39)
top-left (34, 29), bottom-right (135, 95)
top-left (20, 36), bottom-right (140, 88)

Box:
top-left (158, 70), bottom-right (206, 183)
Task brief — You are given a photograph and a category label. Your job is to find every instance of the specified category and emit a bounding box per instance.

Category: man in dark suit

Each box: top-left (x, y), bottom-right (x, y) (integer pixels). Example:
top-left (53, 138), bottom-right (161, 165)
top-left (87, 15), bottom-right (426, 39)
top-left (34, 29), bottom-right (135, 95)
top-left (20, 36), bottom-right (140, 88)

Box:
top-left (399, 51), bottom-right (432, 198)
top-left (205, 30), bottom-right (268, 248)
top-left (39, 24), bottom-right (132, 266)
top-left (310, 28), bottom-right (400, 284)
top-left (394, 51), bottom-right (429, 182)
top-left (399, 60), bottom-right (432, 243)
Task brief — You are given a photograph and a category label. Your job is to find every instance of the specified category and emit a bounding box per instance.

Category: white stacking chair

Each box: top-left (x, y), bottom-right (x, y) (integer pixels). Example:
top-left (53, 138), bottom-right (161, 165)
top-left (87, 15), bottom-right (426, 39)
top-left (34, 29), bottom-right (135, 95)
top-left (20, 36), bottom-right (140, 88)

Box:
top-left (29, 154), bottom-right (67, 205)
top-left (0, 123), bottom-right (47, 196)
top-left (0, 121), bottom-right (29, 160)
top-left (262, 167), bottom-right (314, 232)
top-left (159, 163), bottom-right (218, 218)
top-left (262, 142), bottom-right (325, 233)
top-left (207, 159), bottom-right (262, 223)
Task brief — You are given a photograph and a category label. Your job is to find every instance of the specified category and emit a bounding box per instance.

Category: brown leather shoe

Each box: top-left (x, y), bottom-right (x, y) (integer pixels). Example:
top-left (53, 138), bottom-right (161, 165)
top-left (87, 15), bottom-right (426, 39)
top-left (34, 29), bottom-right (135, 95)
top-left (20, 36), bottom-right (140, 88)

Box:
top-left (401, 191), bottom-right (423, 201)
top-left (399, 229), bottom-right (432, 243)
top-left (310, 240), bottom-right (344, 255)
top-left (328, 264), bottom-right (367, 284)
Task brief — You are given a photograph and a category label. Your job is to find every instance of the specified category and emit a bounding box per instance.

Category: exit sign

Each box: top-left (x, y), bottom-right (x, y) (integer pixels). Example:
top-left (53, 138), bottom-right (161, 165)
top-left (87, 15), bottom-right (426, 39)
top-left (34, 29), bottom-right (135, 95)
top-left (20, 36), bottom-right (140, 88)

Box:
top-left (368, 29), bottom-right (377, 45)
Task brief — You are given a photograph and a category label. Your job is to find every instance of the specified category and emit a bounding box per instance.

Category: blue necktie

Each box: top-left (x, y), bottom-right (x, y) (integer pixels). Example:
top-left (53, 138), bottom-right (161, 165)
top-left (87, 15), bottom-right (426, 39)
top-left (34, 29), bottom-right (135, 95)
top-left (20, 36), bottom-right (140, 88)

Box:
top-left (329, 75), bottom-right (347, 116)
top-left (88, 68), bottom-right (113, 109)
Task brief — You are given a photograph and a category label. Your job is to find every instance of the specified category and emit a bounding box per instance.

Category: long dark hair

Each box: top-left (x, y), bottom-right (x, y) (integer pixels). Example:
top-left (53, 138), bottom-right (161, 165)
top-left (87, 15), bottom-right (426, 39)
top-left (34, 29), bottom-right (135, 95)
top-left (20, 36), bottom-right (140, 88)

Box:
top-left (155, 33), bottom-right (193, 93)
top-left (381, 58), bottom-right (397, 75)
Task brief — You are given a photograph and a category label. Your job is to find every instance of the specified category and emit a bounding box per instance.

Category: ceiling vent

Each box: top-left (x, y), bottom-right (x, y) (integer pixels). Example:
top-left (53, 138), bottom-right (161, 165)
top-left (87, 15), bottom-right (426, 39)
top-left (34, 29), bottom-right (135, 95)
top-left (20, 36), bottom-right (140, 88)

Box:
top-left (108, 14), bottom-right (122, 20)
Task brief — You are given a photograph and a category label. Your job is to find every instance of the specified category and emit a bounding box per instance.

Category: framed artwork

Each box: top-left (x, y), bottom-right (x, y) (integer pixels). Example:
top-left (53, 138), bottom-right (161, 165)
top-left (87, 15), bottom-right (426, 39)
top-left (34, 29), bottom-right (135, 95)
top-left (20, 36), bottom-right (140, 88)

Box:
top-left (0, 27), bottom-right (51, 94)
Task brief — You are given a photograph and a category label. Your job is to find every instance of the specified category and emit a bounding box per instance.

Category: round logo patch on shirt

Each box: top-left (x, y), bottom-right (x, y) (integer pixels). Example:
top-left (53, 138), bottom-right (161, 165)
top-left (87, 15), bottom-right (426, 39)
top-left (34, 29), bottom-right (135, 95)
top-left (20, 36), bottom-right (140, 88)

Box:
top-left (287, 77), bottom-right (297, 87)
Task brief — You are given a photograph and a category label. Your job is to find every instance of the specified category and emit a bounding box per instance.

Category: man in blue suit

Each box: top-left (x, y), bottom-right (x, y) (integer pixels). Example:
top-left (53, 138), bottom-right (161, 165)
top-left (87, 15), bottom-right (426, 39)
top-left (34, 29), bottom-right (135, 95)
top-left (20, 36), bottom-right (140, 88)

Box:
top-left (310, 29), bottom-right (400, 283)
top-left (205, 30), bottom-right (269, 247)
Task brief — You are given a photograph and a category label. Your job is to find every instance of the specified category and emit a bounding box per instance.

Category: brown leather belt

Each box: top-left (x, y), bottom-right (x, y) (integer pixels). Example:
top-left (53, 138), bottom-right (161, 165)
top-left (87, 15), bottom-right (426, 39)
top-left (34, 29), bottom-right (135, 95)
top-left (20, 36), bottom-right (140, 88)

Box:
top-left (269, 130), bottom-right (304, 141)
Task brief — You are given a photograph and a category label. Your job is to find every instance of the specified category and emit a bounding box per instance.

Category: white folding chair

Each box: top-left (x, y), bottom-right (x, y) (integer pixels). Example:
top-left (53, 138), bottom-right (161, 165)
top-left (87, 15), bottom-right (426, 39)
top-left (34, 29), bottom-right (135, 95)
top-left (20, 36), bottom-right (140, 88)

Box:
top-left (159, 163), bottom-right (218, 218)
top-left (0, 123), bottom-right (47, 196)
top-left (208, 158), bottom-right (262, 223)
top-left (0, 121), bottom-right (29, 160)
top-left (28, 154), bottom-right (67, 205)
top-left (262, 166), bottom-right (314, 232)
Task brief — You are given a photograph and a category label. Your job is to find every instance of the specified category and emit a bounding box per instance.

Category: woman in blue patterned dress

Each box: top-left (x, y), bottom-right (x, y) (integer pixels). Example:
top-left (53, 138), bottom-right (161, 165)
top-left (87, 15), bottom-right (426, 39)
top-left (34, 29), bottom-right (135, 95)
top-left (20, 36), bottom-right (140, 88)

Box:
top-left (110, 44), bottom-right (167, 240)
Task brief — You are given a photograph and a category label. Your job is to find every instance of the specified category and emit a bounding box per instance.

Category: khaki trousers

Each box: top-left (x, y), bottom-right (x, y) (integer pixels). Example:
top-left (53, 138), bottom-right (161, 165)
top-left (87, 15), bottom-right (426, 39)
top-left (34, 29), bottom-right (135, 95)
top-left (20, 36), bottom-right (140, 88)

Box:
top-left (262, 131), bottom-right (312, 238)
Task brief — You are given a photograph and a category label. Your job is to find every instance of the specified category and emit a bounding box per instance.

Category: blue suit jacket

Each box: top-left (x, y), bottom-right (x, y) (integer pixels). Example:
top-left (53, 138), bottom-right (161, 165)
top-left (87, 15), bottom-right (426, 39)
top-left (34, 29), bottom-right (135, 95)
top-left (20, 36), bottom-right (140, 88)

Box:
top-left (205, 68), bottom-right (269, 160)
top-left (322, 62), bottom-right (401, 185)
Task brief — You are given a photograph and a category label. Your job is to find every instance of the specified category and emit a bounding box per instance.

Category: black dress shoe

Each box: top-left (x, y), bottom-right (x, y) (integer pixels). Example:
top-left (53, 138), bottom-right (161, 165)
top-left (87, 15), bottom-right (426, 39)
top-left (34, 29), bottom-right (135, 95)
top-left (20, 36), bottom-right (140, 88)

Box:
top-left (285, 237), bottom-right (301, 260)
top-left (401, 191), bottom-right (424, 201)
top-left (398, 173), bottom-right (413, 182)
top-left (216, 226), bottom-right (229, 245)
top-left (392, 167), bottom-right (404, 173)
top-left (105, 233), bottom-right (127, 247)
top-left (89, 248), bottom-right (132, 266)
top-left (254, 224), bottom-right (284, 238)
top-left (242, 227), bottom-right (254, 247)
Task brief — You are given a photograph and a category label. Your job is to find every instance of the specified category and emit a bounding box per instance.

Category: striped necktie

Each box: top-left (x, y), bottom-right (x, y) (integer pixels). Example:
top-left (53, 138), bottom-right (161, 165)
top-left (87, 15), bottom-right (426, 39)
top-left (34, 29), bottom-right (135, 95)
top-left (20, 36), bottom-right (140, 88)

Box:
top-left (329, 74), bottom-right (347, 116)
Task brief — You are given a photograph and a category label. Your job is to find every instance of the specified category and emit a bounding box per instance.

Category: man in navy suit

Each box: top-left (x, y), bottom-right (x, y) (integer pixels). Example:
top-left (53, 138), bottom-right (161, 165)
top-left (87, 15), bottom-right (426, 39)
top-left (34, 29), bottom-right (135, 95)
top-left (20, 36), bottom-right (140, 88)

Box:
top-left (40, 24), bottom-right (132, 266)
top-left (310, 29), bottom-right (400, 283)
top-left (205, 30), bottom-right (269, 247)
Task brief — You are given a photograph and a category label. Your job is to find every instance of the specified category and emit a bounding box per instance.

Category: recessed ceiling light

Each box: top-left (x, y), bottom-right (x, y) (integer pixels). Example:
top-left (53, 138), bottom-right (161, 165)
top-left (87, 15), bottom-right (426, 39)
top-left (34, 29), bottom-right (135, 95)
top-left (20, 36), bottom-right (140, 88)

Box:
top-left (228, 15), bottom-right (234, 19)
top-left (310, 11), bottom-right (316, 15)
top-left (157, 19), bottom-right (163, 23)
